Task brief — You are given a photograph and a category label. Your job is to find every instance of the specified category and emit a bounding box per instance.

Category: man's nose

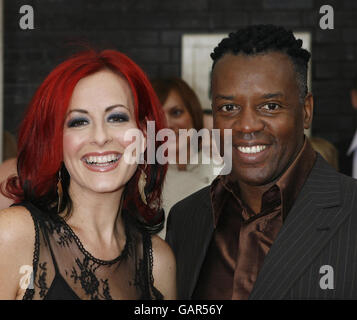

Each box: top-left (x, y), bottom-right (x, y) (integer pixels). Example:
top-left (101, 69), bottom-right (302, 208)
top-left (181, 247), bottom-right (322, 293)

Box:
top-left (233, 107), bottom-right (264, 133)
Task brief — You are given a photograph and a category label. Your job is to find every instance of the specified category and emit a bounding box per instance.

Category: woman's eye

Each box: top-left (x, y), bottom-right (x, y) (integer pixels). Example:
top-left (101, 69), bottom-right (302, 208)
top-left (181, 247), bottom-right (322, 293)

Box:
top-left (107, 113), bottom-right (129, 123)
top-left (67, 118), bottom-right (89, 128)
top-left (170, 108), bottom-right (183, 117)
top-left (221, 104), bottom-right (238, 112)
top-left (262, 103), bottom-right (280, 111)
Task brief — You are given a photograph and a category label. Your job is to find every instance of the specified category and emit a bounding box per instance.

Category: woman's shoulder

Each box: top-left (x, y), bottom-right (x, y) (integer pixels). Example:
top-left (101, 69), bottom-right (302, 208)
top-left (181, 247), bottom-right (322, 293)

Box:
top-left (0, 206), bottom-right (35, 299)
top-left (151, 235), bottom-right (175, 260)
top-left (151, 235), bottom-right (176, 299)
top-left (0, 205), bottom-right (35, 245)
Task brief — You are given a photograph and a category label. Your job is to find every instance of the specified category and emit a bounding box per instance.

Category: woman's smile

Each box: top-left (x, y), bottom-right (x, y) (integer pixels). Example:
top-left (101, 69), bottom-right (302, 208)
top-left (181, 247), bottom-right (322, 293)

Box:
top-left (81, 151), bottom-right (122, 172)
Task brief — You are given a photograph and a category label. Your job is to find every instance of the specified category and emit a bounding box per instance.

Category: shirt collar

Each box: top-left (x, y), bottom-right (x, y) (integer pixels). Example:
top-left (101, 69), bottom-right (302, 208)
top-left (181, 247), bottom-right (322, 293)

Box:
top-left (347, 129), bottom-right (357, 156)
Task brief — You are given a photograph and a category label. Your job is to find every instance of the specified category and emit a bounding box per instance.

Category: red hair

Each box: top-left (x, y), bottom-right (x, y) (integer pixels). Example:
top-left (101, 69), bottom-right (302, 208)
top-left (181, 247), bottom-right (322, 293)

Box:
top-left (5, 49), bottom-right (167, 224)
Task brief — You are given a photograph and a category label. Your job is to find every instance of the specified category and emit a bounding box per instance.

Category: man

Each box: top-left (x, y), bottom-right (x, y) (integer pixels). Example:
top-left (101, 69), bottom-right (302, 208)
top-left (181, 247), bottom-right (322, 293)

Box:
top-left (339, 75), bottom-right (357, 177)
top-left (166, 25), bottom-right (357, 299)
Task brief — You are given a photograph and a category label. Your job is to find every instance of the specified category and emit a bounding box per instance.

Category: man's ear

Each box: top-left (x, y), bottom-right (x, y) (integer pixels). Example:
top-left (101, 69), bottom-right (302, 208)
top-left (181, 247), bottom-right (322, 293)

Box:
top-left (350, 89), bottom-right (357, 110)
top-left (303, 93), bottom-right (314, 130)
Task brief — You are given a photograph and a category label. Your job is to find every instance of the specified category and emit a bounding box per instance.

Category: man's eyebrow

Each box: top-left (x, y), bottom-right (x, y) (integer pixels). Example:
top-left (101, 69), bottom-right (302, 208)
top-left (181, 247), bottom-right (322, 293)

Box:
top-left (214, 94), bottom-right (235, 101)
top-left (261, 92), bottom-right (284, 99)
top-left (67, 104), bottom-right (129, 115)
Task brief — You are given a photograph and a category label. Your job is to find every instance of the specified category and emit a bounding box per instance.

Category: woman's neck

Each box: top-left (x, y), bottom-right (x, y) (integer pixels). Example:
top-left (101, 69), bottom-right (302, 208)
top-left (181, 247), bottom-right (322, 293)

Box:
top-left (64, 183), bottom-right (125, 245)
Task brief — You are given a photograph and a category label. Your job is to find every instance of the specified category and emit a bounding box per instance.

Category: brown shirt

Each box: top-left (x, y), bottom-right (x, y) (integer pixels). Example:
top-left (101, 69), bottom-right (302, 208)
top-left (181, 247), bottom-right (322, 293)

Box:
top-left (192, 138), bottom-right (317, 300)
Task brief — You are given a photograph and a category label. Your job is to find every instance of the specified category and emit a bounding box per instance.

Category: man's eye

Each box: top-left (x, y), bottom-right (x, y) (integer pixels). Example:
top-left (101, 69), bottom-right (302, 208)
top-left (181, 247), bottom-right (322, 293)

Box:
top-left (107, 113), bottom-right (129, 123)
top-left (261, 103), bottom-right (280, 111)
top-left (221, 104), bottom-right (238, 112)
top-left (67, 118), bottom-right (89, 128)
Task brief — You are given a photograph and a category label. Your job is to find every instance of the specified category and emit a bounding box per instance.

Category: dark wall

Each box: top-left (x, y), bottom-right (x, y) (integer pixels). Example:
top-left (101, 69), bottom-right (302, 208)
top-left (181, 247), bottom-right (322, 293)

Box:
top-left (4, 0), bottom-right (357, 146)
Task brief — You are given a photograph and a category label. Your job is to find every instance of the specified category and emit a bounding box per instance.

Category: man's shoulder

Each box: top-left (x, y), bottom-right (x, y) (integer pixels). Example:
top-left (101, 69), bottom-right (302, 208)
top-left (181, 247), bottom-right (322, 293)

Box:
top-left (168, 186), bottom-right (211, 220)
top-left (170, 185), bottom-right (211, 210)
top-left (314, 155), bottom-right (357, 185)
top-left (166, 185), bottom-right (214, 246)
top-left (319, 163), bottom-right (357, 210)
top-left (336, 170), bottom-right (357, 195)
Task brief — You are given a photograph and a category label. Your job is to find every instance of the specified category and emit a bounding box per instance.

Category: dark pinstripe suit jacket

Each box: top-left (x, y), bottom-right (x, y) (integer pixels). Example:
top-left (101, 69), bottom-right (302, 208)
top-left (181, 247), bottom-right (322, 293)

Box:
top-left (166, 155), bottom-right (357, 299)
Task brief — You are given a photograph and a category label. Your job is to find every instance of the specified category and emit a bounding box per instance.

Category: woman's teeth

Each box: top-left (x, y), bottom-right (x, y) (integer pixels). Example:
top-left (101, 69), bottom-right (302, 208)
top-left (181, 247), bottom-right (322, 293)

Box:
top-left (237, 145), bottom-right (267, 154)
top-left (84, 154), bottom-right (120, 165)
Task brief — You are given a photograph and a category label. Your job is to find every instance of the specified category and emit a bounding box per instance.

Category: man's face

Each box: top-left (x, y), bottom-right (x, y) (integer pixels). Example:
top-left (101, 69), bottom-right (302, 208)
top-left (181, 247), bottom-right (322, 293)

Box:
top-left (211, 52), bottom-right (313, 187)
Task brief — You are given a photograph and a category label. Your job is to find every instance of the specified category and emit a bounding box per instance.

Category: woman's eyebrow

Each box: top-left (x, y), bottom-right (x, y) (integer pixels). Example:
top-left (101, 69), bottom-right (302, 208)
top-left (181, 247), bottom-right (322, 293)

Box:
top-left (67, 104), bottom-right (130, 115)
top-left (105, 104), bottom-right (130, 112)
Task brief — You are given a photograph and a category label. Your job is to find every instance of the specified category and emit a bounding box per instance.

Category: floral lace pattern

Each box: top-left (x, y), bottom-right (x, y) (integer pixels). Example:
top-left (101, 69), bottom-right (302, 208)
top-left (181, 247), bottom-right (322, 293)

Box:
top-left (18, 202), bottom-right (163, 300)
top-left (38, 262), bottom-right (49, 298)
top-left (70, 257), bottom-right (112, 300)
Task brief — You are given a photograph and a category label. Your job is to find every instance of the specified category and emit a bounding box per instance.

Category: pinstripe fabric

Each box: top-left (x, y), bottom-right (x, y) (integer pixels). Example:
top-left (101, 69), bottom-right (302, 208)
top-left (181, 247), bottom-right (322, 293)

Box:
top-left (166, 155), bottom-right (357, 299)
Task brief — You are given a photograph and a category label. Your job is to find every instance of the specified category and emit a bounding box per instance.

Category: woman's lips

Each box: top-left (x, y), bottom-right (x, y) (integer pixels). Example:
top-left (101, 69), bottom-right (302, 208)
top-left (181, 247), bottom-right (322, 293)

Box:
top-left (81, 152), bottom-right (122, 173)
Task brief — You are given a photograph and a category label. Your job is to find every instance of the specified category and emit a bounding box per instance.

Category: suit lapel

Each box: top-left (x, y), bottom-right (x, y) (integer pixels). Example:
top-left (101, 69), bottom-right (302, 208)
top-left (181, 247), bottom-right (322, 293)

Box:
top-left (249, 155), bottom-right (350, 299)
top-left (185, 189), bottom-right (214, 298)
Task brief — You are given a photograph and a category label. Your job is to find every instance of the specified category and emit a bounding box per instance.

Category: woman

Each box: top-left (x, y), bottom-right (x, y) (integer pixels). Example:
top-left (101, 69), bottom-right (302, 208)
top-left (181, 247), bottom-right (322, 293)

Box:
top-left (0, 50), bottom-right (176, 300)
top-left (152, 78), bottom-right (217, 238)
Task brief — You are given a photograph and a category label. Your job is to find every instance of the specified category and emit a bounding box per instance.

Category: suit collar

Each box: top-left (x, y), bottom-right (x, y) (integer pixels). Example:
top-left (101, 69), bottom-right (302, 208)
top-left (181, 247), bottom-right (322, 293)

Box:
top-left (249, 155), bottom-right (345, 299)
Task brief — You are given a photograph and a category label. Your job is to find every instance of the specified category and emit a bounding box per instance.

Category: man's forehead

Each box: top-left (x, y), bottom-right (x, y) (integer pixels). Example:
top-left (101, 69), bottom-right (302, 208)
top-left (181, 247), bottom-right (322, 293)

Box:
top-left (211, 52), bottom-right (297, 93)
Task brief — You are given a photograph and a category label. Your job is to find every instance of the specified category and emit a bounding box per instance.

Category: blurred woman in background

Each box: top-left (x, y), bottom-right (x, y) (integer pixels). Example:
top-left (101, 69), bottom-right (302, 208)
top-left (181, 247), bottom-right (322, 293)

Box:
top-left (152, 77), bottom-right (217, 238)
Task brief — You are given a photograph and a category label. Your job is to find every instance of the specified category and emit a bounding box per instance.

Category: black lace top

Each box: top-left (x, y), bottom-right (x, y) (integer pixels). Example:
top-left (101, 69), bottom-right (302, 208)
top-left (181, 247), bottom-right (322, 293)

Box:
top-left (16, 202), bottom-right (163, 300)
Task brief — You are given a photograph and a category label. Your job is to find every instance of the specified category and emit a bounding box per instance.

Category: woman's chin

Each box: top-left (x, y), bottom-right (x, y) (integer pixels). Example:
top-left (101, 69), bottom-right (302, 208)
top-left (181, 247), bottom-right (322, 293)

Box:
top-left (82, 182), bottom-right (124, 195)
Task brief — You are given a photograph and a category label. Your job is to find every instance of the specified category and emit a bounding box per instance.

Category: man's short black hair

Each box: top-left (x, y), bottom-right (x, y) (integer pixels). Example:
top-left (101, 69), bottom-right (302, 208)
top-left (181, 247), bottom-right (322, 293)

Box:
top-left (211, 25), bottom-right (311, 103)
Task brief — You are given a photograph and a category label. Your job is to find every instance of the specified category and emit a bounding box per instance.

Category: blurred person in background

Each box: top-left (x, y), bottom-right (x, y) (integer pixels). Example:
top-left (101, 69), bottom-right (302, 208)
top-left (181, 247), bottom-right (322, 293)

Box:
top-left (152, 77), bottom-right (217, 238)
top-left (309, 136), bottom-right (339, 171)
top-left (339, 74), bottom-right (357, 178)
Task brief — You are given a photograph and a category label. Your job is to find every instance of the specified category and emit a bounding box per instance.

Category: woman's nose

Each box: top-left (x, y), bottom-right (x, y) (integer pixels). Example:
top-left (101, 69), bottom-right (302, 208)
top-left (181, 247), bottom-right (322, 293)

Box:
top-left (165, 113), bottom-right (174, 129)
top-left (91, 123), bottom-right (112, 146)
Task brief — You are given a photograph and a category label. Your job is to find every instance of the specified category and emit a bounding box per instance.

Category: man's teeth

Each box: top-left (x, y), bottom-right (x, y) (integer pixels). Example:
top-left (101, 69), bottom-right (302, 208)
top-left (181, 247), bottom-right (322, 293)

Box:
top-left (85, 154), bottom-right (120, 164)
top-left (237, 145), bottom-right (267, 154)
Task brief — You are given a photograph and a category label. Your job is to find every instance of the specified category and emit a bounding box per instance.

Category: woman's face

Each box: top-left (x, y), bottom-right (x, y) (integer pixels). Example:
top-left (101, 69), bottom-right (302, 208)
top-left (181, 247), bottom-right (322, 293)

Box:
top-left (162, 89), bottom-right (194, 159)
top-left (63, 69), bottom-right (144, 196)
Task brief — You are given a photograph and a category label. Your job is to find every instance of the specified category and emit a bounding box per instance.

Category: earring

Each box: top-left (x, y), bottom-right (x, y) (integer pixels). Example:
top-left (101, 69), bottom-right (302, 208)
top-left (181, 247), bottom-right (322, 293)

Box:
top-left (138, 162), bottom-right (147, 205)
top-left (57, 168), bottom-right (63, 213)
